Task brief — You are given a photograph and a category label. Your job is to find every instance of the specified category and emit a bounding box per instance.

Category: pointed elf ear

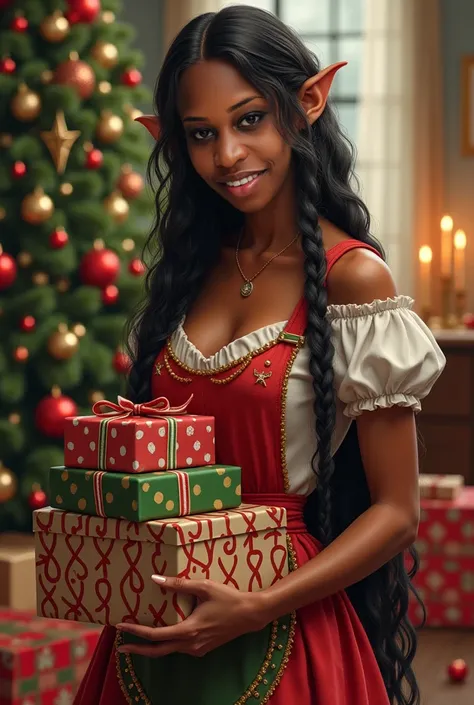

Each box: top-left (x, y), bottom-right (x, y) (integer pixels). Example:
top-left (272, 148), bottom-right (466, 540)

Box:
top-left (134, 114), bottom-right (161, 139)
top-left (298, 62), bottom-right (347, 125)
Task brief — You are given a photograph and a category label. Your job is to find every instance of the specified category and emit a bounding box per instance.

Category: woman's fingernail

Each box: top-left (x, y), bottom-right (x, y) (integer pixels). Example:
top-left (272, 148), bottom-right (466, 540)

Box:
top-left (151, 574), bottom-right (167, 583)
top-left (117, 647), bottom-right (127, 653)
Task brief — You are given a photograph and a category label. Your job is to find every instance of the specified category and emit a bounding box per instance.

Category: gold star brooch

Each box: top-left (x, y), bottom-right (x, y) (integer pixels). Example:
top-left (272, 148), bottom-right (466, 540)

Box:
top-left (254, 369), bottom-right (273, 387)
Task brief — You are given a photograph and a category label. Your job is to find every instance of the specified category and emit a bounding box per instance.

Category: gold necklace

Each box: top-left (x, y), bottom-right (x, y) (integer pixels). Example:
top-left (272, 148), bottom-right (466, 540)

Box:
top-left (235, 232), bottom-right (300, 298)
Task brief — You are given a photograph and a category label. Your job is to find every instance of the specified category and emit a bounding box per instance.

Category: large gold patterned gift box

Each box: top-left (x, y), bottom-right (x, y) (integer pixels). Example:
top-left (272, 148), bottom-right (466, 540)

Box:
top-left (34, 505), bottom-right (288, 627)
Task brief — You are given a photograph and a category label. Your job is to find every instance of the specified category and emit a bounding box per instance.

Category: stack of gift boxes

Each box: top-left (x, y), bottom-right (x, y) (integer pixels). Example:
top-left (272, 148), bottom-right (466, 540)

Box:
top-left (34, 396), bottom-right (289, 628)
top-left (408, 473), bottom-right (474, 627)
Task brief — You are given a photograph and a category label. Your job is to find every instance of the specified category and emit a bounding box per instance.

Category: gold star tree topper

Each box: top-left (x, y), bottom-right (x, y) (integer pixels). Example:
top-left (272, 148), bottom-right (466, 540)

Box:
top-left (40, 111), bottom-right (81, 174)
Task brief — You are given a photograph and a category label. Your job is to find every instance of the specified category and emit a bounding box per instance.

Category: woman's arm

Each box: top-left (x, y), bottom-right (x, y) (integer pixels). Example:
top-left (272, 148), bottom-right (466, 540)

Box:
top-left (259, 249), bottom-right (420, 621)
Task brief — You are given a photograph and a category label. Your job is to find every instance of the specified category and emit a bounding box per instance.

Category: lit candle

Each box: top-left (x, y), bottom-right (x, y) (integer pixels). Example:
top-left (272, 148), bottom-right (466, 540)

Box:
top-left (418, 245), bottom-right (432, 310)
top-left (453, 229), bottom-right (467, 291)
top-left (440, 215), bottom-right (453, 278)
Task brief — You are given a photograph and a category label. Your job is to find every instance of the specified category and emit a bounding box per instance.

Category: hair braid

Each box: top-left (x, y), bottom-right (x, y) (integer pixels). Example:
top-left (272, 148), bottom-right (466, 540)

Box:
top-left (295, 145), bottom-right (337, 546)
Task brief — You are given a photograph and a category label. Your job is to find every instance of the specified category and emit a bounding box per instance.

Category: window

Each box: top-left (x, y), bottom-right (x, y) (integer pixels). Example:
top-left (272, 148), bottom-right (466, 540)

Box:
top-left (235, 0), bottom-right (366, 144)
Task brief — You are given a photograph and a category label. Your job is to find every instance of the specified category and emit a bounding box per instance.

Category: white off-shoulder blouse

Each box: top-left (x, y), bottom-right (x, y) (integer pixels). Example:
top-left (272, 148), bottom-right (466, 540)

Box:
top-left (171, 296), bottom-right (446, 496)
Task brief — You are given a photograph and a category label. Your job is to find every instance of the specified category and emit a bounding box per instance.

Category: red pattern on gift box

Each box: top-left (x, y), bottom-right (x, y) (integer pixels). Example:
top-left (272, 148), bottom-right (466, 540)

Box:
top-left (35, 506), bottom-right (288, 627)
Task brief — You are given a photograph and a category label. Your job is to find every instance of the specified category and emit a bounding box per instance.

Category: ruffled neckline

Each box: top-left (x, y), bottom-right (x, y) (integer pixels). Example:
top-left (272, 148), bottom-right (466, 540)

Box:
top-left (170, 295), bottom-right (414, 370)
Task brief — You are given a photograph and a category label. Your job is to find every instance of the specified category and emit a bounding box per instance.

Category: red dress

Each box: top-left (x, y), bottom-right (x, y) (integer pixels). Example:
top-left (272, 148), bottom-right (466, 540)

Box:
top-left (74, 240), bottom-right (390, 704)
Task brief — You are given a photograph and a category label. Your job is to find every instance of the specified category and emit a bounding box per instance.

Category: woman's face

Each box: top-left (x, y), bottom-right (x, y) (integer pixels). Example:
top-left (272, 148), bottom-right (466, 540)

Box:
top-left (177, 59), bottom-right (293, 213)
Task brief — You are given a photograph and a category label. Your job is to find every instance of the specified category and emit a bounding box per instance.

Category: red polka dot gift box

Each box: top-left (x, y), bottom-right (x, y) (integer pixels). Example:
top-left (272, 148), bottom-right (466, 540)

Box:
top-left (34, 504), bottom-right (288, 628)
top-left (408, 487), bottom-right (474, 627)
top-left (63, 395), bottom-right (215, 474)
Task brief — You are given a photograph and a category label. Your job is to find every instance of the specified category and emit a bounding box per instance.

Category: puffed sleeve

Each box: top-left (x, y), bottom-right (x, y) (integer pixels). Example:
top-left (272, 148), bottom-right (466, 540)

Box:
top-left (327, 295), bottom-right (446, 418)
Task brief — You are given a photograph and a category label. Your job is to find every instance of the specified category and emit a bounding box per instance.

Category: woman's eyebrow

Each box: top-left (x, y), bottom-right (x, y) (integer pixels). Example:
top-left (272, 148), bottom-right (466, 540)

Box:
top-left (182, 95), bottom-right (264, 123)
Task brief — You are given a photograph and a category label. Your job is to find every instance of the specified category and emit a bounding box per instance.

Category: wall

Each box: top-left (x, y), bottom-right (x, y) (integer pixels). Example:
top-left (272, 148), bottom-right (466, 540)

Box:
top-left (121, 0), bottom-right (164, 111)
top-left (441, 0), bottom-right (474, 244)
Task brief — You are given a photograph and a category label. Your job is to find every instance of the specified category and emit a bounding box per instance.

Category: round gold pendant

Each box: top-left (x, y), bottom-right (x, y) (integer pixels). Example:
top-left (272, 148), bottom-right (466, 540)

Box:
top-left (240, 281), bottom-right (253, 297)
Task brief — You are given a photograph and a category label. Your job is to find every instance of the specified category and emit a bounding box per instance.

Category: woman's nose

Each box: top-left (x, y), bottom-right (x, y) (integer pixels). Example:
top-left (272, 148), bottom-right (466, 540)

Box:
top-left (214, 132), bottom-right (247, 168)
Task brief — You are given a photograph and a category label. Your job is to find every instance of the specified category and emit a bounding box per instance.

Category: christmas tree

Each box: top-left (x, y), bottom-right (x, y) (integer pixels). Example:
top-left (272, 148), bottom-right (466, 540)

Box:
top-left (0, 0), bottom-right (152, 531)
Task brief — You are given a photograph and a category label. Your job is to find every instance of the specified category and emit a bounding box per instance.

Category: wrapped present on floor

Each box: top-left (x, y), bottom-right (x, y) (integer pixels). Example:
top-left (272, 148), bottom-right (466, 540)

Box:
top-left (34, 504), bottom-right (288, 628)
top-left (0, 608), bottom-right (102, 705)
top-left (419, 473), bottom-right (464, 500)
top-left (49, 464), bottom-right (242, 522)
top-left (0, 534), bottom-right (36, 612)
top-left (408, 487), bottom-right (474, 627)
top-left (63, 394), bottom-right (215, 473)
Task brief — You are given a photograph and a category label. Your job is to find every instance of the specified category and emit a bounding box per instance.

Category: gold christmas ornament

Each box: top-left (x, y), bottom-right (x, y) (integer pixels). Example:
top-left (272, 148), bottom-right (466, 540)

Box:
top-left (0, 134), bottom-right (13, 148)
top-left (0, 464), bottom-right (17, 504)
top-left (32, 272), bottom-right (49, 285)
top-left (72, 323), bottom-right (86, 337)
top-left (11, 84), bottom-right (41, 122)
top-left (40, 11), bottom-right (70, 42)
top-left (41, 70), bottom-right (54, 84)
top-left (96, 111), bottom-right (124, 144)
top-left (47, 326), bottom-right (79, 360)
top-left (56, 277), bottom-right (70, 292)
top-left (104, 191), bottom-right (129, 223)
top-left (122, 238), bottom-right (135, 252)
top-left (17, 251), bottom-right (33, 267)
top-left (8, 413), bottom-right (21, 425)
top-left (40, 111), bottom-right (81, 174)
top-left (89, 390), bottom-right (105, 404)
top-left (21, 187), bottom-right (54, 225)
top-left (60, 183), bottom-right (74, 196)
top-left (124, 104), bottom-right (143, 121)
top-left (91, 41), bottom-right (118, 68)
top-left (101, 11), bottom-right (115, 23)
top-left (118, 165), bottom-right (144, 200)
top-left (98, 81), bottom-right (112, 94)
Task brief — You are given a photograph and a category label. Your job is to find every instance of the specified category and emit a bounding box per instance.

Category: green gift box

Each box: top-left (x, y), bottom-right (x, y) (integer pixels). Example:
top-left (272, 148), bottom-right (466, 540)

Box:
top-left (49, 465), bottom-right (242, 522)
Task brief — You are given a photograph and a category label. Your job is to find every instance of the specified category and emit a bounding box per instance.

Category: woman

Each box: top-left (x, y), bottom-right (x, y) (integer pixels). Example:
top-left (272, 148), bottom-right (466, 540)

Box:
top-left (75, 6), bottom-right (445, 705)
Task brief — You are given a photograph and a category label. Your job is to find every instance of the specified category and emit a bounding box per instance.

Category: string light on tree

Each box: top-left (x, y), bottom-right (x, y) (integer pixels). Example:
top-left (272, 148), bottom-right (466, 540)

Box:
top-left (17, 251), bottom-right (32, 268)
top-left (0, 57), bottom-right (16, 74)
top-left (21, 187), bottom-right (54, 224)
top-left (11, 84), bottom-right (41, 122)
top-left (79, 240), bottom-right (120, 287)
top-left (32, 272), bottom-right (49, 286)
top-left (35, 387), bottom-right (78, 438)
top-left (40, 11), bottom-right (70, 42)
top-left (0, 246), bottom-right (17, 290)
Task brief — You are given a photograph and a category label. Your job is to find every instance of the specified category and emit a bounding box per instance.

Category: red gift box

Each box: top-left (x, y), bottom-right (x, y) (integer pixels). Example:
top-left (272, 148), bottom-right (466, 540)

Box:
top-left (409, 488), bottom-right (474, 627)
top-left (64, 395), bottom-right (215, 473)
top-left (0, 608), bottom-right (102, 705)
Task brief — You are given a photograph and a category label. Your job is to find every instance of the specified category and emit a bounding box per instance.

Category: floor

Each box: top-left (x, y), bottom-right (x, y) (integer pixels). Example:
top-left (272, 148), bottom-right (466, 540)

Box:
top-left (414, 628), bottom-right (473, 704)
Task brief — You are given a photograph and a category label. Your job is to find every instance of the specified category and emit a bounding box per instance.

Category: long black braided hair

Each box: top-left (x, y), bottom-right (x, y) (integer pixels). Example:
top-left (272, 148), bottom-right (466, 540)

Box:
top-left (125, 6), bottom-right (422, 704)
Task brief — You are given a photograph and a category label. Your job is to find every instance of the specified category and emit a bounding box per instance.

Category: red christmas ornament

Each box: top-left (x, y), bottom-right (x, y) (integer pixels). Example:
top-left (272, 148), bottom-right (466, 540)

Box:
top-left (29, 489), bottom-right (48, 510)
top-left (13, 346), bottom-right (29, 362)
top-left (448, 659), bottom-right (469, 683)
top-left (11, 15), bottom-right (28, 32)
top-left (0, 250), bottom-right (17, 290)
top-left (54, 57), bottom-right (95, 99)
top-left (128, 258), bottom-right (146, 276)
top-left (102, 284), bottom-right (119, 305)
top-left (121, 68), bottom-right (142, 87)
top-left (113, 350), bottom-right (132, 374)
top-left (79, 245), bottom-right (120, 288)
top-left (463, 313), bottom-right (474, 330)
top-left (12, 161), bottom-right (26, 179)
top-left (20, 315), bottom-right (36, 332)
top-left (85, 148), bottom-right (103, 169)
top-left (35, 392), bottom-right (78, 438)
top-left (49, 227), bottom-right (69, 249)
top-left (0, 57), bottom-right (16, 74)
top-left (66, 0), bottom-right (101, 24)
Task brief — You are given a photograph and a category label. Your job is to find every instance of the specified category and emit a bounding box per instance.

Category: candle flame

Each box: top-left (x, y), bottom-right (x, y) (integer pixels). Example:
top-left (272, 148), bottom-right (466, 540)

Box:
top-left (419, 246), bottom-right (432, 264)
top-left (441, 215), bottom-right (453, 231)
top-left (454, 230), bottom-right (466, 250)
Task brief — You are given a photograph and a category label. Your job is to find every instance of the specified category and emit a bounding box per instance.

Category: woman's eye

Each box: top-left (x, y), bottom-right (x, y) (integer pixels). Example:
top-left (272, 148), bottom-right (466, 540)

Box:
top-left (239, 112), bottom-right (265, 128)
top-left (190, 128), bottom-right (213, 142)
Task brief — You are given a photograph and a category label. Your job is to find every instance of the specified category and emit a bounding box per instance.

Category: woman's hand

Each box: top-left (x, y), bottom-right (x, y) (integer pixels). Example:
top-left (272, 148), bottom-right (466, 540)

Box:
top-left (116, 574), bottom-right (270, 658)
